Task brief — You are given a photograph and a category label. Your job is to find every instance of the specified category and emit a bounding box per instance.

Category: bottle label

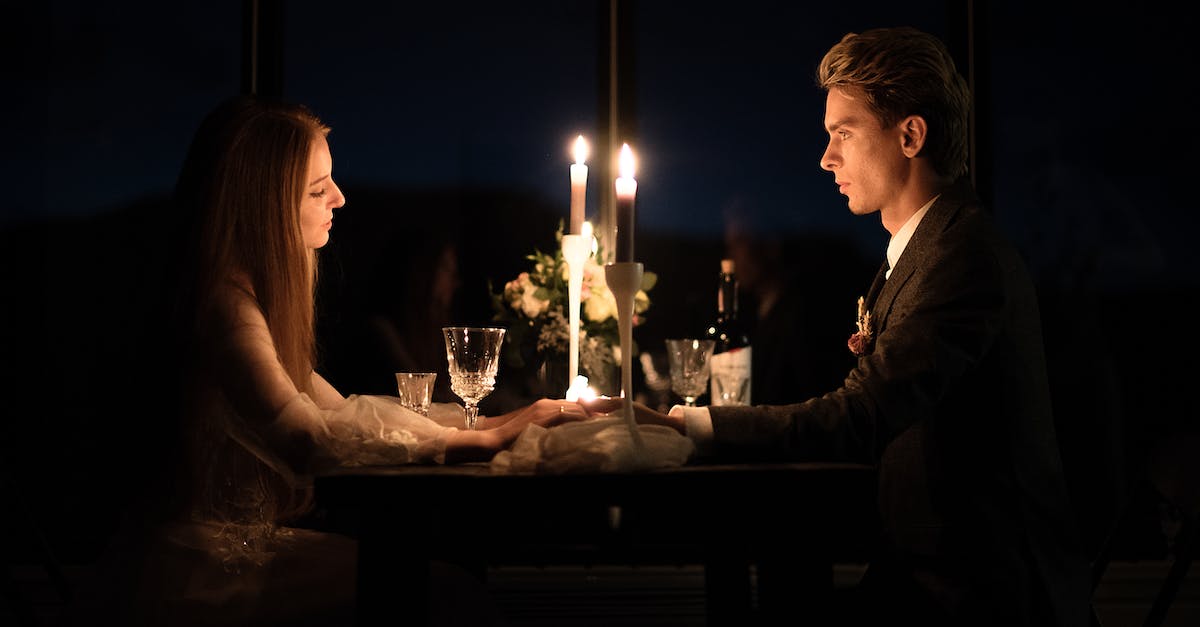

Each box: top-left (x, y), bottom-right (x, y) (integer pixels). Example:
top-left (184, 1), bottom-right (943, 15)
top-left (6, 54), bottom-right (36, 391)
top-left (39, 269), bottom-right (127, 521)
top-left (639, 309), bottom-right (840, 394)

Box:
top-left (709, 346), bottom-right (751, 406)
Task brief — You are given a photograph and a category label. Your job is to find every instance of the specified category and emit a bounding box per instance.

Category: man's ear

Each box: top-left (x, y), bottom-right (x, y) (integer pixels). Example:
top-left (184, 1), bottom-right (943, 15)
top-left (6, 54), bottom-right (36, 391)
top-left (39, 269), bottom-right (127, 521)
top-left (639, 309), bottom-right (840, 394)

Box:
top-left (899, 115), bottom-right (927, 158)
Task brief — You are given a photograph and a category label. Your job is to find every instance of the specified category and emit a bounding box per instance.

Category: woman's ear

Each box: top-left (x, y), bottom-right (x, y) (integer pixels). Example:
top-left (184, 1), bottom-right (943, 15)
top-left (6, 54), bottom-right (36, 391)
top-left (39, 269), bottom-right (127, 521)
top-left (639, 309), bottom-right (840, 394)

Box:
top-left (899, 115), bottom-right (927, 158)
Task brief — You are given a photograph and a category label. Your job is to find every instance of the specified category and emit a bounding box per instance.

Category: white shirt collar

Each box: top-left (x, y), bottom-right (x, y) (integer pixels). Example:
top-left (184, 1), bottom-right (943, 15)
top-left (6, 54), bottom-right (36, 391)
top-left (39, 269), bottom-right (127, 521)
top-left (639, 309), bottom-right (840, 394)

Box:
top-left (885, 195), bottom-right (939, 279)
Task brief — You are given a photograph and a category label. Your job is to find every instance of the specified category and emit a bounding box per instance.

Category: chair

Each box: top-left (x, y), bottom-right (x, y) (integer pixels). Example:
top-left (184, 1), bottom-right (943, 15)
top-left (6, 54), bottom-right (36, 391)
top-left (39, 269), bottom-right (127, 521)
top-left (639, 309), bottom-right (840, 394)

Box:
top-left (1090, 429), bottom-right (1200, 627)
top-left (2, 469), bottom-right (74, 626)
top-left (1139, 431), bottom-right (1200, 627)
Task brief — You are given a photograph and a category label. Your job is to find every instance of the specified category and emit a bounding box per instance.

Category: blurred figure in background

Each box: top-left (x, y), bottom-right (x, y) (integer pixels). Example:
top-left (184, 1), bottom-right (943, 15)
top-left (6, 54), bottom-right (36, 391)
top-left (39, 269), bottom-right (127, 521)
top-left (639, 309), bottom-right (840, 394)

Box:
top-left (360, 228), bottom-right (461, 403)
top-left (723, 196), bottom-right (858, 405)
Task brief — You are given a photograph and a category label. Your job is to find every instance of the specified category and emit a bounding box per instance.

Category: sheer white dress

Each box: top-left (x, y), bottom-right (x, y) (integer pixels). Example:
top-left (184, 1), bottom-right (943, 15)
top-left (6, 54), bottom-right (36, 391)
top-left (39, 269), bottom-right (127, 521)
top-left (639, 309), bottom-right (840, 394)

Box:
top-left (64, 280), bottom-right (492, 627)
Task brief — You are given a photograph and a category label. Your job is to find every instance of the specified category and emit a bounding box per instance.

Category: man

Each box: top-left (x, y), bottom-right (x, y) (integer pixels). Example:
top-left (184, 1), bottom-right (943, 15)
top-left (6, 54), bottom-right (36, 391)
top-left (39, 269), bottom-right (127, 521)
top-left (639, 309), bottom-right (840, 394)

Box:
top-left (586, 27), bottom-right (1091, 626)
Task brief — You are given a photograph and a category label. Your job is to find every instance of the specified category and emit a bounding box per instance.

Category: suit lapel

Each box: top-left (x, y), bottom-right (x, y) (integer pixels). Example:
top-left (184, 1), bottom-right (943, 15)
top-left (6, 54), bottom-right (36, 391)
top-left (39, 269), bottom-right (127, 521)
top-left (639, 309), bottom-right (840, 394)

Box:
top-left (869, 179), bottom-right (978, 333)
top-left (864, 262), bottom-right (889, 311)
top-left (871, 255), bottom-right (914, 332)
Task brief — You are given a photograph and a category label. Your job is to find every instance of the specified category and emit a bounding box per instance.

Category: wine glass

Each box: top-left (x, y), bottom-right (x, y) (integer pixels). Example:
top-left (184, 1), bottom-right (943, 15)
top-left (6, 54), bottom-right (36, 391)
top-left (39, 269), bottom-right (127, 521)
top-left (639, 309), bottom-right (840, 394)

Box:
top-left (665, 338), bottom-right (716, 407)
top-left (442, 326), bottom-right (506, 430)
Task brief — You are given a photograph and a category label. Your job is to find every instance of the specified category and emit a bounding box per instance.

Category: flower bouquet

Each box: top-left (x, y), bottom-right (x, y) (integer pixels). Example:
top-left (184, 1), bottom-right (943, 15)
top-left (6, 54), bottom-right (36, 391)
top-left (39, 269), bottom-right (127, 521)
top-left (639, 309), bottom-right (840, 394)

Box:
top-left (490, 222), bottom-right (656, 396)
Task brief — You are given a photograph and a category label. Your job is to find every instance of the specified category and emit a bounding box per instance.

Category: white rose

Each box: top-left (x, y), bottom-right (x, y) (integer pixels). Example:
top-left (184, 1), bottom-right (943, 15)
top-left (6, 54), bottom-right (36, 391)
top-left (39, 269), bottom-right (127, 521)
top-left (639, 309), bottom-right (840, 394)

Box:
top-left (504, 273), bottom-right (528, 310)
top-left (584, 287), bottom-right (617, 322)
top-left (634, 290), bottom-right (650, 314)
top-left (580, 258), bottom-right (606, 301)
top-left (520, 286), bottom-right (548, 319)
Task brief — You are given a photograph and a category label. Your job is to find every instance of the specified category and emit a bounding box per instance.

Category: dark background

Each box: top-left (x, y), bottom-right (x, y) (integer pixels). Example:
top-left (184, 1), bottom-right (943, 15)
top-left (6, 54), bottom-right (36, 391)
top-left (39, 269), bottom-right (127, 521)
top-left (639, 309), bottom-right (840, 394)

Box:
top-left (3, 0), bottom-right (1196, 571)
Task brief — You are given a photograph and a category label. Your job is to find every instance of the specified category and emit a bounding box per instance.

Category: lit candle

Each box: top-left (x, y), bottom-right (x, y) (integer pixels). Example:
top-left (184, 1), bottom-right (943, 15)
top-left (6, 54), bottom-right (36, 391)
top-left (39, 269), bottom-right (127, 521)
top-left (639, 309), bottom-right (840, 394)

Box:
top-left (582, 220), bottom-right (596, 255)
top-left (569, 135), bottom-right (589, 234)
top-left (614, 143), bottom-right (637, 262)
top-left (564, 375), bottom-right (597, 402)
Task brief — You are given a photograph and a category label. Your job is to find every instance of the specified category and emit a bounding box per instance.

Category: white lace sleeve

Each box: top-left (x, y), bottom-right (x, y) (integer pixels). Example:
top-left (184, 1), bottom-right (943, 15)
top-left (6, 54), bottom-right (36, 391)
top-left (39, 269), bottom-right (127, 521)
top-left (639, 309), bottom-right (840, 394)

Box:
top-left (273, 393), bottom-right (456, 470)
top-left (202, 280), bottom-right (458, 474)
top-left (427, 402), bottom-right (468, 429)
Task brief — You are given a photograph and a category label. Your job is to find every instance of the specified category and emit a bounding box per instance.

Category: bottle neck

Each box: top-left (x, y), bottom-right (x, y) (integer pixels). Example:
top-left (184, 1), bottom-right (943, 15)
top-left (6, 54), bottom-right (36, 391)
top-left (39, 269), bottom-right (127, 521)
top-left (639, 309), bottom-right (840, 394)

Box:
top-left (717, 274), bottom-right (739, 322)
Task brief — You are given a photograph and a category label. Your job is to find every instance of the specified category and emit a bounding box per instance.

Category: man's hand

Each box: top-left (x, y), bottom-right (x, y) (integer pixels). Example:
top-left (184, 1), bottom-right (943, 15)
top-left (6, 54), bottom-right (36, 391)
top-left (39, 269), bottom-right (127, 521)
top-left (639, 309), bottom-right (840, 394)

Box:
top-left (578, 398), bottom-right (686, 434)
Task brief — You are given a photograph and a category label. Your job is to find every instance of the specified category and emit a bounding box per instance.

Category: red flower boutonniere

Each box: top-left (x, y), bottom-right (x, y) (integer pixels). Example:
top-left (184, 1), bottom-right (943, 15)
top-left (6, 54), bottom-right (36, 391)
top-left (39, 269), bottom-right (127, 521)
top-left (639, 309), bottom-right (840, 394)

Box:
top-left (847, 296), bottom-right (874, 356)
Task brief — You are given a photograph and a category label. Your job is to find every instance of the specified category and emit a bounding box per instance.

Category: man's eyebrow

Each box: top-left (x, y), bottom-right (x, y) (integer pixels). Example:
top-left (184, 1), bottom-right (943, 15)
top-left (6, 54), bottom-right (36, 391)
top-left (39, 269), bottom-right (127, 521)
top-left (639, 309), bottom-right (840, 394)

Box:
top-left (825, 114), bottom-right (865, 132)
top-left (308, 174), bottom-right (329, 186)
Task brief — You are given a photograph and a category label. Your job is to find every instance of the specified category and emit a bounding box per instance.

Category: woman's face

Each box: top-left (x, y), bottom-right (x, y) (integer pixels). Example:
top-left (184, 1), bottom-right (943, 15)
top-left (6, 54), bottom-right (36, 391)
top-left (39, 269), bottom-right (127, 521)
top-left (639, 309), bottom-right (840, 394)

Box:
top-left (301, 135), bottom-right (346, 249)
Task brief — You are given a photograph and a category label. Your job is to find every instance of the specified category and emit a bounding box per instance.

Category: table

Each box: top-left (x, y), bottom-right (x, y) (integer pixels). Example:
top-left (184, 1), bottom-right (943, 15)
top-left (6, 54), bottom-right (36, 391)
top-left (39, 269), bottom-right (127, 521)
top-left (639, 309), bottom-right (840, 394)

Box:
top-left (314, 462), bottom-right (879, 626)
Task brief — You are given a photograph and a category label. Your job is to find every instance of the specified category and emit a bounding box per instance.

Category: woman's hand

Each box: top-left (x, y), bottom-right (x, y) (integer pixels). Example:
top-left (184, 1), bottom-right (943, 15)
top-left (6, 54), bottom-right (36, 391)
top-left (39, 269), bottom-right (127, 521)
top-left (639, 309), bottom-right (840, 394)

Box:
top-left (468, 398), bottom-right (590, 446)
top-left (578, 398), bottom-right (686, 434)
top-left (444, 400), bottom-right (589, 464)
top-left (495, 398), bottom-right (589, 430)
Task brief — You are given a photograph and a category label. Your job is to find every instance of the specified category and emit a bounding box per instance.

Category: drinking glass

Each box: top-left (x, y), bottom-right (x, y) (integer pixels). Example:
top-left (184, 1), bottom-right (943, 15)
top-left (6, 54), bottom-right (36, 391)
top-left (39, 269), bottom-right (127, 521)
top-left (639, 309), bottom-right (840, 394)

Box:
top-left (395, 372), bottom-right (437, 416)
top-left (711, 371), bottom-right (751, 406)
top-left (665, 338), bottom-right (716, 407)
top-left (442, 326), bottom-right (506, 430)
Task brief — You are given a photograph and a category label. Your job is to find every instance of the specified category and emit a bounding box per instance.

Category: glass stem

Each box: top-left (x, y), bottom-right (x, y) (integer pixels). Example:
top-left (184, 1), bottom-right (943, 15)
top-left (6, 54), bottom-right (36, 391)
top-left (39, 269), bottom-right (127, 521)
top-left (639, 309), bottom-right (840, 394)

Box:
top-left (464, 403), bottom-right (480, 430)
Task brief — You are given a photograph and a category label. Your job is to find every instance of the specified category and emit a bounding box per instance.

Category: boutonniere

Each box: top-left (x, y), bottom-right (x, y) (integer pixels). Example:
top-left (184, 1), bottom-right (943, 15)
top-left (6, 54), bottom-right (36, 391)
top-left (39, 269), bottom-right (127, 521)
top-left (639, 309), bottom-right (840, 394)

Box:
top-left (847, 296), bottom-right (874, 356)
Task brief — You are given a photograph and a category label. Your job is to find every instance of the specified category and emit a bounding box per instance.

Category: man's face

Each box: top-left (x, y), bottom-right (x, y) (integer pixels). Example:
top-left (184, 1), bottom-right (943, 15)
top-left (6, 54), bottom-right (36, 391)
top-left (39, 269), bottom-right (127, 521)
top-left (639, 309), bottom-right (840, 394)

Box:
top-left (819, 87), bottom-right (908, 217)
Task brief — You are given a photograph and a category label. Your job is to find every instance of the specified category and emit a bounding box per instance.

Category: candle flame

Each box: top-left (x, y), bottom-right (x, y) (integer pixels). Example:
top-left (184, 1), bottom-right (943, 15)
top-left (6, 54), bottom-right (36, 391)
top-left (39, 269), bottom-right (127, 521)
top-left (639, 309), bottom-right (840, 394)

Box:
top-left (573, 135), bottom-right (589, 165)
top-left (618, 143), bottom-right (636, 179)
top-left (564, 375), bottom-right (596, 402)
top-left (581, 221), bottom-right (598, 256)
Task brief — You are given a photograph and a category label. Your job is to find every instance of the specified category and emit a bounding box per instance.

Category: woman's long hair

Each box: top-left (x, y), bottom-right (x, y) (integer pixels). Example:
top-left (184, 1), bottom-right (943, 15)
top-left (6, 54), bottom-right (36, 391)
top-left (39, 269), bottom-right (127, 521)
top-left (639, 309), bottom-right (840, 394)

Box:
top-left (174, 97), bottom-right (329, 391)
top-left (164, 96), bottom-right (330, 523)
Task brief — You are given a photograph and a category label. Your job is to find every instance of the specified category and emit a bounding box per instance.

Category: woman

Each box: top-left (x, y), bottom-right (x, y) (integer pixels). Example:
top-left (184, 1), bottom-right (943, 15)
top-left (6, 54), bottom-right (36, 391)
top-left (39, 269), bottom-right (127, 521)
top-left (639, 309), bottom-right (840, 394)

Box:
top-left (68, 96), bottom-right (583, 626)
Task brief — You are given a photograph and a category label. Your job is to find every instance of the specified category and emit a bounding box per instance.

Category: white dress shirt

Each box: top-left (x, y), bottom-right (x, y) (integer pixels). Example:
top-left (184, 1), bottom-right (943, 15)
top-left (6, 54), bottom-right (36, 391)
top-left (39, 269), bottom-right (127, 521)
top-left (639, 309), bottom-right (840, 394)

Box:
top-left (675, 195), bottom-right (940, 452)
top-left (885, 195), bottom-right (937, 279)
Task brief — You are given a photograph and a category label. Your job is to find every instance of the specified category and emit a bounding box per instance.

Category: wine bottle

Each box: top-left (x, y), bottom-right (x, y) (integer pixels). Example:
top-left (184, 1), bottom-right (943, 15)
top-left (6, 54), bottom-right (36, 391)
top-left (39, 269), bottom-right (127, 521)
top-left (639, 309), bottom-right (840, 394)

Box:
top-left (704, 259), bottom-right (752, 405)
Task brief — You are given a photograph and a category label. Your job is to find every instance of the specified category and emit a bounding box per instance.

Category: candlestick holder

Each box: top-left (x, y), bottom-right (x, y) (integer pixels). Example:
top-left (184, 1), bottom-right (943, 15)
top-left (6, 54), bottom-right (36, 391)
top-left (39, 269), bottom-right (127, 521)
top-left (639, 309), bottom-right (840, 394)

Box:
top-left (604, 261), bottom-right (645, 452)
top-left (561, 233), bottom-right (591, 395)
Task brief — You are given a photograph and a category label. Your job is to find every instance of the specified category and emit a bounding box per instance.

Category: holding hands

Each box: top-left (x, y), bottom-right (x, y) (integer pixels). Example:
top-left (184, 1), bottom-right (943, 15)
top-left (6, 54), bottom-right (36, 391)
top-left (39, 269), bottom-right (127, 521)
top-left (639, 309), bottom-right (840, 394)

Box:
top-left (444, 396), bottom-right (691, 463)
top-left (489, 398), bottom-right (590, 429)
top-left (577, 398), bottom-right (686, 434)
top-left (444, 398), bottom-right (589, 463)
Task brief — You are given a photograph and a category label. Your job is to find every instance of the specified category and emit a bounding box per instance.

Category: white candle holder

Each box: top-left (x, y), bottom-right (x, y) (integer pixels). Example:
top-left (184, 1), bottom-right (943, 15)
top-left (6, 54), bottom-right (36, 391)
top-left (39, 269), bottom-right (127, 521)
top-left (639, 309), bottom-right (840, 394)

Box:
top-left (561, 233), bottom-right (591, 393)
top-left (604, 261), bottom-right (645, 451)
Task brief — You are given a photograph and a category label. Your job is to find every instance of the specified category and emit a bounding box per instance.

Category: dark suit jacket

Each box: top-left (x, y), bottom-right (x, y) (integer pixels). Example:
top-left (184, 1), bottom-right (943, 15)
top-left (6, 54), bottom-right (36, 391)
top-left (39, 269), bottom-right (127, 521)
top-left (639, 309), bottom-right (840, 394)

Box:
top-left (708, 180), bottom-right (1092, 626)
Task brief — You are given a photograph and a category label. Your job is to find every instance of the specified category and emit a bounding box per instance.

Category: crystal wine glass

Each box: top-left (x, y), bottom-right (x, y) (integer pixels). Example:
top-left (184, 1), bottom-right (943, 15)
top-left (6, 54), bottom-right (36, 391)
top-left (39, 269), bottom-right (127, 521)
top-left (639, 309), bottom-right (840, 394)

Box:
top-left (665, 338), bottom-right (716, 407)
top-left (442, 326), bottom-right (506, 430)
